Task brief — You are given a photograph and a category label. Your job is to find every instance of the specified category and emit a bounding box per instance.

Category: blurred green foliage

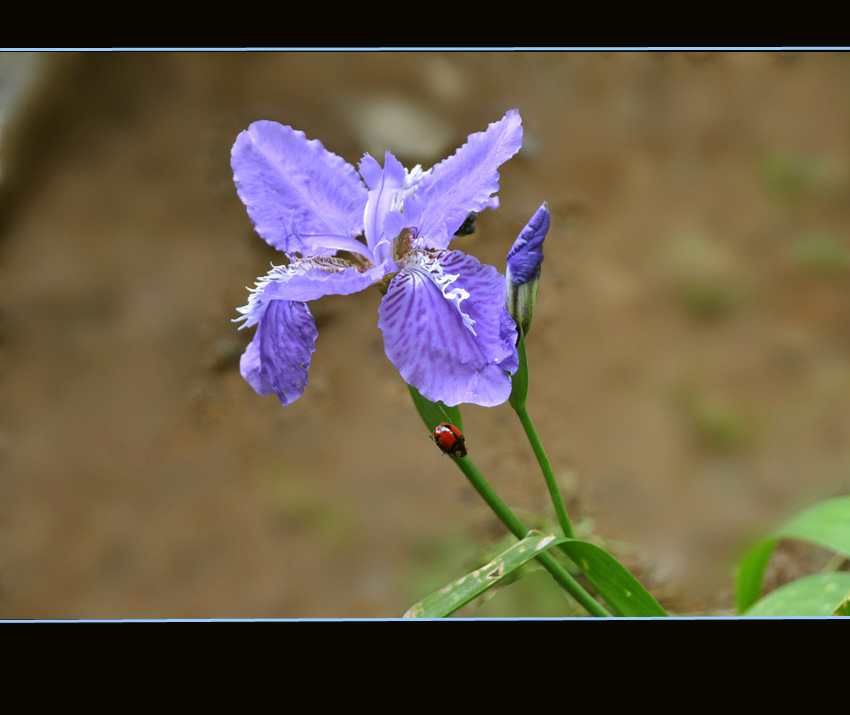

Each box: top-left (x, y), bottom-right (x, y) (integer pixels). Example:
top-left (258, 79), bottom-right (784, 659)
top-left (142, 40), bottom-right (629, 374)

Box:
top-left (663, 230), bottom-right (748, 322)
top-left (743, 572), bottom-right (850, 617)
top-left (679, 279), bottom-right (747, 321)
top-left (675, 385), bottom-right (755, 452)
top-left (737, 496), bottom-right (850, 616)
top-left (760, 151), bottom-right (832, 203)
top-left (790, 233), bottom-right (850, 275)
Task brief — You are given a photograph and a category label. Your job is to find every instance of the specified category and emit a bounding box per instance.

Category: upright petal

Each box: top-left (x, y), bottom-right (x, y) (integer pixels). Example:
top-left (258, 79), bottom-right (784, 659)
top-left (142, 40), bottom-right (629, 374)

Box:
top-left (402, 110), bottom-right (523, 251)
top-left (378, 250), bottom-right (518, 407)
top-left (231, 121), bottom-right (367, 255)
top-left (358, 151), bottom-right (407, 259)
top-left (240, 300), bottom-right (319, 406)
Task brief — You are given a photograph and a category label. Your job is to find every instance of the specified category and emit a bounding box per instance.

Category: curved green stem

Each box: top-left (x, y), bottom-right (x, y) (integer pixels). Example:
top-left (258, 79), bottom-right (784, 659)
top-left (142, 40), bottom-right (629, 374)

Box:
top-left (453, 454), bottom-right (610, 617)
top-left (514, 406), bottom-right (575, 539)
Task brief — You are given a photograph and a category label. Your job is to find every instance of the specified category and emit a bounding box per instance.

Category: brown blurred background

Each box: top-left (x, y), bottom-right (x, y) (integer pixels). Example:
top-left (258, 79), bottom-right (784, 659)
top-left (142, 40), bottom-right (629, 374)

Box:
top-left (2, 51), bottom-right (849, 618)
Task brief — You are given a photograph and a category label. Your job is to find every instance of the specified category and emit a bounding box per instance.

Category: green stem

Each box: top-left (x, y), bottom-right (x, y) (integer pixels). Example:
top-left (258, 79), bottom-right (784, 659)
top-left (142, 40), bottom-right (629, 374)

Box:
top-left (514, 406), bottom-right (575, 539)
top-left (453, 455), bottom-right (610, 617)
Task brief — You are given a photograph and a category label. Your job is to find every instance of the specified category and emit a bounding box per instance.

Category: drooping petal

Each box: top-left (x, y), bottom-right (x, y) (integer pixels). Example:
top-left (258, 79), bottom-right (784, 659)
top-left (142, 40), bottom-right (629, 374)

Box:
top-left (378, 250), bottom-right (518, 407)
top-left (401, 110), bottom-right (523, 251)
top-left (231, 121), bottom-right (367, 255)
top-left (239, 332), bottom-right (275, 397)
top-left (236, 255), bottom-right (389, 329)
top-left (240, 300), bottom-right (319, 406)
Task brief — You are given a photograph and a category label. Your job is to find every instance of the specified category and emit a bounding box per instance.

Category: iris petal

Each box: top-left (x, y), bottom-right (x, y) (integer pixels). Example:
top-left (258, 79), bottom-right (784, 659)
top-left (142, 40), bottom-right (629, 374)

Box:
top-left (402, 110), bottom-right (523, 251)
top-left (378, 250), bottom-right (518, 407)
top-left (231, 121), bottom-right (367, 255)
top-left (236, 257), bottom-right (389, 329)
top-left (239, 333), bottom-right (274, 397)
top-left (240, 300), bottom-right (319, 406)
top-left (359, 151), bottom-right (407, 258)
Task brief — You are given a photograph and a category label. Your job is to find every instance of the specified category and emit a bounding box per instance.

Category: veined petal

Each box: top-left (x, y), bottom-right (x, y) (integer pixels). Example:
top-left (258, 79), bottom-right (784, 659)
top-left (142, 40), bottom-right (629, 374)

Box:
top-left (378, 250), bottom-right (518, 407)
top-left (359, 152), bottom-right (407, 258)
top-left (231, 121), bottom-right (367, 255)
top-left (402, 110), bottom-right (523, 251)
top-left (236, 255), bottom-right (389, 329)
top-left (240, 300), bottom-right (318, 406)
top-left (240, 334), bottom-right (275, 397)
top-left (498, 306), bottom-right (520, 373)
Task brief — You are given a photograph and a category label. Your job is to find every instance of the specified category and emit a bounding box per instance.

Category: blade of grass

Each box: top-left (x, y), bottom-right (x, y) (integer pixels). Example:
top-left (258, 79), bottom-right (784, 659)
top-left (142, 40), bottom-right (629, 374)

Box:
top-left (555, 540), bottom-right (668, 617)
top-left (405, 532), bottom-right (564, 618)
top-left (405, 531), bottom-right (667, 618)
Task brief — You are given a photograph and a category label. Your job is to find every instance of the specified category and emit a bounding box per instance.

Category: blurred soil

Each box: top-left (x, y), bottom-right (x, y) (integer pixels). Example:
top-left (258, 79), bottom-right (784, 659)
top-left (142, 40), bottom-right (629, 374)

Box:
top-left (2, 51), bottom-right (850, 618)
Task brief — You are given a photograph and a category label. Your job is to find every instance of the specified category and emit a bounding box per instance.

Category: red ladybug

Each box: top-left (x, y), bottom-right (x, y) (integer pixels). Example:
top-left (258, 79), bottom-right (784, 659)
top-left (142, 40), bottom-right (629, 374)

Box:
top-left (433, 422), bottom-right (467, 458)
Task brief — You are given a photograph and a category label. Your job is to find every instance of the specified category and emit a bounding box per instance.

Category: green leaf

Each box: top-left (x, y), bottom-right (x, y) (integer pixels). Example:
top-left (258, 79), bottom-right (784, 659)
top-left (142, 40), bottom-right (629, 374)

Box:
top-left (776, 496), bottom-right (850, 557)
top-left (472, 568), bottom-right (586, 618)
top-left (555, 540), bottom-right (668, 617)
top-left (407, 385), bottom-right (463, 433)
top-left (405, 532), bottom-right (566, 618)
top-left (405, 532), bottom-right (667, 618)
top-left (743, 573), bottom-right (850, 617)
top-left (736, 496), bottom-right (850, 613)
top-left (833, 589), bottom-right (850, 617)
top-left (735, 537), bottom-right (780, 615)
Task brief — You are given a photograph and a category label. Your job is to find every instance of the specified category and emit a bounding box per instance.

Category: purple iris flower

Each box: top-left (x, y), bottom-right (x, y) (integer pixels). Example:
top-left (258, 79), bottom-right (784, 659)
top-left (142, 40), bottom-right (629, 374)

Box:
top-left (232, 110), bottom-right (523, 407)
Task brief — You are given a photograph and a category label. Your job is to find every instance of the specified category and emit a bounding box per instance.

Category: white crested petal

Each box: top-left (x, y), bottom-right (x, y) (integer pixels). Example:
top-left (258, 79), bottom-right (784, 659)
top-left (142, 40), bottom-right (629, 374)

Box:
top-left (236, 255), bottom-right (389, 329)
top-left (378, 250), bottom-right (518, 407)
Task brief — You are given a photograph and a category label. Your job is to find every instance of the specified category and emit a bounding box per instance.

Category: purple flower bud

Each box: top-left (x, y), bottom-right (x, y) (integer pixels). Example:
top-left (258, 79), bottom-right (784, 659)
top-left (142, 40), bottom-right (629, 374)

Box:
top-left (506, 203), bottom-right (549, 335)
